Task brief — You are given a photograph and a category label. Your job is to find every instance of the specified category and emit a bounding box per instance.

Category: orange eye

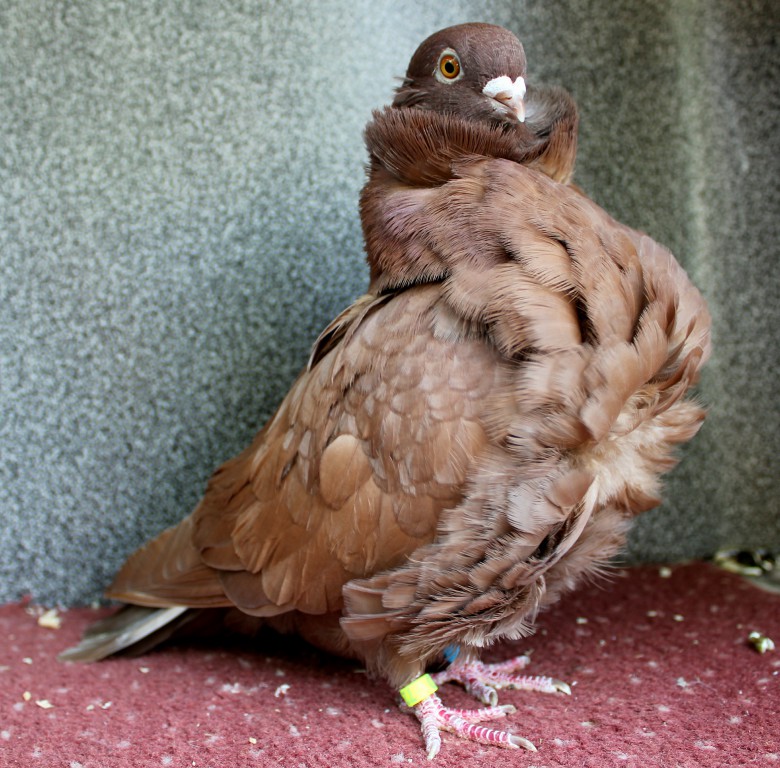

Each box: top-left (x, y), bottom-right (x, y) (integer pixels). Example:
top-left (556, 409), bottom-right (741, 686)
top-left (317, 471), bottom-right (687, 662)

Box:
top-left (438, 53), bottom-right (461, 79)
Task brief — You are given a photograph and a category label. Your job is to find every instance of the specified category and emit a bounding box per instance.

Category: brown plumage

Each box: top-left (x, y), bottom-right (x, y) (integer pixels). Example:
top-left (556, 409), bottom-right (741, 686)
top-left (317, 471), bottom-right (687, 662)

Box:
top-left (61, 23), bottom-right (710, 756)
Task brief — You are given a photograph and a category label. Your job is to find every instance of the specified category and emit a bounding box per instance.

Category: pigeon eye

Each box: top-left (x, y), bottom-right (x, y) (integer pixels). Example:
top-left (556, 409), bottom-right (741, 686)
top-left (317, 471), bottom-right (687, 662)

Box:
top-left (440, 55), bottom-right (460, 78)
top-left (437, 51), bottom-right (461, 81)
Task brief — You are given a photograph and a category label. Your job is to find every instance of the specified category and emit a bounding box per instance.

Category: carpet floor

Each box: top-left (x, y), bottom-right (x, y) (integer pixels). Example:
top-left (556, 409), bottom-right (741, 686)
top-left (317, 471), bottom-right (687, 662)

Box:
top-left (2, 562), bottom-right (778, 767)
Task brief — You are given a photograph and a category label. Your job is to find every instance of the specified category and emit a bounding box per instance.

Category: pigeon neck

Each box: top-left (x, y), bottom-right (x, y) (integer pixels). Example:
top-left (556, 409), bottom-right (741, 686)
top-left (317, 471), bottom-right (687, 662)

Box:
top-left (358, 103), bottom-right (579, 292)
top-left (362, 107), bottom-right (536, 187)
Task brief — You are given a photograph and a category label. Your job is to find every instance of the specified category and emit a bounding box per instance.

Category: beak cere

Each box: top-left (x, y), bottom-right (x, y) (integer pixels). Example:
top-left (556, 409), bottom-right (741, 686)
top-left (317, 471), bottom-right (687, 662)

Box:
top-left (482, 75), bottom-right (527, 122)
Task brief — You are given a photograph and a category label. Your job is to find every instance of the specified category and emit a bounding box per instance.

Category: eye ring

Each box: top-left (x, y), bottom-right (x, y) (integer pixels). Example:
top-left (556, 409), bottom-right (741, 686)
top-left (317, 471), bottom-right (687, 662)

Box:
top-left (435, 49), bottom-right (462, 82)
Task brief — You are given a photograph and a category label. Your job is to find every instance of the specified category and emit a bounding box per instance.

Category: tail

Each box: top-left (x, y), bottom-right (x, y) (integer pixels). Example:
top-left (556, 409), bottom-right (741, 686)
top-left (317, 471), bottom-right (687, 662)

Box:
top-left (58, 605), bottom-right (199, 662)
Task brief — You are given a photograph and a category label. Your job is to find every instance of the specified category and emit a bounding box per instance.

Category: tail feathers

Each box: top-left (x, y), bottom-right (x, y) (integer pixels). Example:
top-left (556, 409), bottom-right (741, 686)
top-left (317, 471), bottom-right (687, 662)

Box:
top-left (58, 605), bottom-right (195, 662)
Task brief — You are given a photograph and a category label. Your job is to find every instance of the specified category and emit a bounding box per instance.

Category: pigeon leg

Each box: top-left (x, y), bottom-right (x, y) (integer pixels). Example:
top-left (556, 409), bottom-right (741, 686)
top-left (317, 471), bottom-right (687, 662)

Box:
top-left (413, 692), bottom-right (536, 759)
top-left (432, 654), bottom-right (571, 706)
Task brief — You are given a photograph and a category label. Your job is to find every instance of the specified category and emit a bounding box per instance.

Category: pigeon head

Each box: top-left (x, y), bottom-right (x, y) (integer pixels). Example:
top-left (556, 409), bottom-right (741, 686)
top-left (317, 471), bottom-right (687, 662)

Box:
top-left (364, 23), bottom-right (579, 191)
top-left (393, 23), bottom-right (528, 126)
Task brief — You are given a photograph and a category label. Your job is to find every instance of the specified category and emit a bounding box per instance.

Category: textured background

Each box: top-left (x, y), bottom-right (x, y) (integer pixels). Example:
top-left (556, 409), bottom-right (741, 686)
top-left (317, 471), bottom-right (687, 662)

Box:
top-left (1, 0), bottom-right (778, 605)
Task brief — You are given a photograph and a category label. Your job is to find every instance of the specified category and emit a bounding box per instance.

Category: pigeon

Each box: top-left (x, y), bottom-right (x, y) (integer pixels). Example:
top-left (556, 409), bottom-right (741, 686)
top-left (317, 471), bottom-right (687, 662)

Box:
top-left (60, 23), bottom-right (711, 758)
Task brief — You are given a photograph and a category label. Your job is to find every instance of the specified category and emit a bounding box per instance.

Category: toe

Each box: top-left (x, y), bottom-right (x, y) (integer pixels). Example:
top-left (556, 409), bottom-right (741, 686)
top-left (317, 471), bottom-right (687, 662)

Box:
top-left (414, 693), bottom-right (537, 755)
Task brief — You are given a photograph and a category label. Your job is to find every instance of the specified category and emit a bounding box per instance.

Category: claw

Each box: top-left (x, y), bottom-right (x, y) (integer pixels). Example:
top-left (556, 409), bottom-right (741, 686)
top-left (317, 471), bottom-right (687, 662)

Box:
top-left (510, 734), bottom-right (538, 751)
top-left (463, 677), bottom-right (499, 706)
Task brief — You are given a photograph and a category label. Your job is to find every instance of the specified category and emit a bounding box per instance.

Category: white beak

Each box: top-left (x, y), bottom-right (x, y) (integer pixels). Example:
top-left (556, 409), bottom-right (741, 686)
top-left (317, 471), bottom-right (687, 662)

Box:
top-left (482, 75), bottom-right (527, 122)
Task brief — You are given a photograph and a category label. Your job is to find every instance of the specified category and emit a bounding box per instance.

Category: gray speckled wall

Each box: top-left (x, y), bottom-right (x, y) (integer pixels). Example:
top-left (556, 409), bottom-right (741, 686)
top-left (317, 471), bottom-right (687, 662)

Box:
top-left (1, 0), bottom-right (778, 604)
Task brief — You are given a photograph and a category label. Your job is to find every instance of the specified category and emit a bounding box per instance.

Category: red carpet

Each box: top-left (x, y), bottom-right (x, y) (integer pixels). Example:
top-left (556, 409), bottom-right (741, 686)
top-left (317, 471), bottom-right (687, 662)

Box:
top-left (3, 562), bottom-right (778, 767)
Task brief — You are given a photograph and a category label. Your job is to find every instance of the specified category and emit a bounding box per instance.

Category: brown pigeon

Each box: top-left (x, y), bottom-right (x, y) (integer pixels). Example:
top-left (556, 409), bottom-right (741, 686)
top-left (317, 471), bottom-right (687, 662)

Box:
top-left (60, 23), bottom-right (711, 757)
